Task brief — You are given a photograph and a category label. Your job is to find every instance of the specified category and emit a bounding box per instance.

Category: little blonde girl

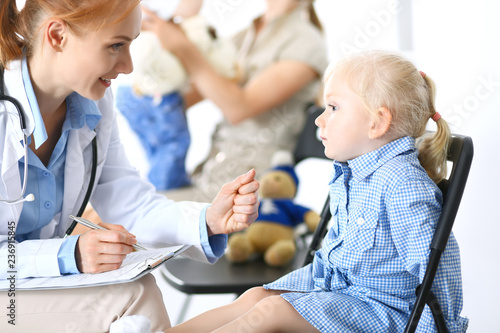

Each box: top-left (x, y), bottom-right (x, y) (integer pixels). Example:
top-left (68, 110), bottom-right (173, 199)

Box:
top-left (164, 50), bottom-right (468, 333)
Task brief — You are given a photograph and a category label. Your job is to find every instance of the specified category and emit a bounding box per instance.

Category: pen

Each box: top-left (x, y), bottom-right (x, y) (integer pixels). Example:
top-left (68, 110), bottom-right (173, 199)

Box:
top-left (68, 215), bottom-right (148, 251)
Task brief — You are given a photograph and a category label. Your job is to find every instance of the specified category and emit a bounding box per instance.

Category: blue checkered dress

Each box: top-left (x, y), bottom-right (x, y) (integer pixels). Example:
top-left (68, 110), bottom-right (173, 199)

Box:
top-left (264, 136), bottom-right (468, 333)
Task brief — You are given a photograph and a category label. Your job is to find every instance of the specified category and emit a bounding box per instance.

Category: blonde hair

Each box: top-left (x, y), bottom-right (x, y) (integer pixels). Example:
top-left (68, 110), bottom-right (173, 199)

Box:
top-left (0, 0), bottom-right (140, 68)
top-left (325, 50), bottom-right (450, 183)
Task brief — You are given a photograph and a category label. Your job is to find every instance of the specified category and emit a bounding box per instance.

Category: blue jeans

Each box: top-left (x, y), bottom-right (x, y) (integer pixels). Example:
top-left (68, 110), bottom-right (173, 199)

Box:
top-left (116, 86), bottom-right (191, 190)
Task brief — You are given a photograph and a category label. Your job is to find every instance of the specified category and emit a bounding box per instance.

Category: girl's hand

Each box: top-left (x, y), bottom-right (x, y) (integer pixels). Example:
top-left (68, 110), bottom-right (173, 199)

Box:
top-left (205, 170), bottom-right (260, 236)
top-left (75, 223), bottom-right (137, 274)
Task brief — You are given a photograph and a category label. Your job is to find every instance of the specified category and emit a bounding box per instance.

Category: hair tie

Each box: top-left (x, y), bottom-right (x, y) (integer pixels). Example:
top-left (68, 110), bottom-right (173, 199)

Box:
top-left (419, 71), bottom-right (426, 78)
top-left (431, 112), bottom-right (441, 122)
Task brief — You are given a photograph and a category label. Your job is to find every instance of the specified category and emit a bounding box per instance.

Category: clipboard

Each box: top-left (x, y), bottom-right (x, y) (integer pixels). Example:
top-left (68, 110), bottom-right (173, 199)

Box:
top-left (0, 245), bottom-right (191, 291)
top-left (136, 245), bottom-right (190, 273)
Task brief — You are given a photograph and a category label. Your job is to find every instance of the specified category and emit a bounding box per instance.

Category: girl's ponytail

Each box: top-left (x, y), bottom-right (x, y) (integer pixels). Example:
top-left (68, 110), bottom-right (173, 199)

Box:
top-left (0, 0), bottom-right (24, 69)
top-left (417, 74), bottom-right (451, 184)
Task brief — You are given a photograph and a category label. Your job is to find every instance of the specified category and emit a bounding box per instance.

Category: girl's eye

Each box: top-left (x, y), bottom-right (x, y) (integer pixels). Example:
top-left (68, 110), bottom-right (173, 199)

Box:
top-left (328, 104), bottom-right (338, 112)
top-left (110, 42), bottom-right (125, 52)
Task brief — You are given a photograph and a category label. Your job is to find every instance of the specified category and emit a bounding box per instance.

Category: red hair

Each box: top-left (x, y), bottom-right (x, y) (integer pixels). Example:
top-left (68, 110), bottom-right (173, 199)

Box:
top-left (0, 0), bottom-right (141, 68)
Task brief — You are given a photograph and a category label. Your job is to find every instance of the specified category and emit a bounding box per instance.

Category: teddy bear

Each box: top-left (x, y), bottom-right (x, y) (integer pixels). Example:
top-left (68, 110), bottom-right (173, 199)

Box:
top-left (225, 152), bottom-right (321, 267)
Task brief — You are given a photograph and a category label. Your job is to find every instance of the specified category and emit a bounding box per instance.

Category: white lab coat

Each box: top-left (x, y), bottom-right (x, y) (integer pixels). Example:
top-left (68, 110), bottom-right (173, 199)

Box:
top-left (0, 60), bottom-right (211, 279)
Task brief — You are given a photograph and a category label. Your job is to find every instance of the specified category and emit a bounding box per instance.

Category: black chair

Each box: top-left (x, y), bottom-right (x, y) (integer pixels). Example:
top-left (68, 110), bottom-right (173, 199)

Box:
top-left (405, 134), bottom-right (473, 332)
top-left (160, 104), bottom-right (330, 323)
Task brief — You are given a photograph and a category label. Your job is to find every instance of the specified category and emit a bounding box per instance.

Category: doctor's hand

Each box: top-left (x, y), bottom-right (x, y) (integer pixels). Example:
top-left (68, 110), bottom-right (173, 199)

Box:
top-left (75, 223), bottom-right (137, 274)
top-left (205, 169), bottom-right (260, 236)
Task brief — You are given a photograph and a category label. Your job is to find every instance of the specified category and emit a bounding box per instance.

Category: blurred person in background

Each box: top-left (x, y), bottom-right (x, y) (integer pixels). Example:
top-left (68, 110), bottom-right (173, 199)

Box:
top-left (116, 0), bottom-right (238, 191)
top-left (142, 0), bottom-right (329, 202)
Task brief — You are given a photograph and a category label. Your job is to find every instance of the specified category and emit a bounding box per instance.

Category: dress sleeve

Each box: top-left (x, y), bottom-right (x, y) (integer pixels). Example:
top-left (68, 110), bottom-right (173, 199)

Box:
top-left (388, 178), bottom-right (468, 332)
top-left (387, 178), bottom-right (441, 279)
top-left (275, 26), bottom-right (329, 76)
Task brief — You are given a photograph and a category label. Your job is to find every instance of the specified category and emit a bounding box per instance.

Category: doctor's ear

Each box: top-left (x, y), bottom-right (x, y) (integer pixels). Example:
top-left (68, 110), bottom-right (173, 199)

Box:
top-left (45, 19), bottom-right (69, 52)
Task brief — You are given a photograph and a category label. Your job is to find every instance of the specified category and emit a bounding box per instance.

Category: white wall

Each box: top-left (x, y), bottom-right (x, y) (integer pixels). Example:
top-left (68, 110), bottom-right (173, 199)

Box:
top-left (410, 2), bottom-right (500, 332)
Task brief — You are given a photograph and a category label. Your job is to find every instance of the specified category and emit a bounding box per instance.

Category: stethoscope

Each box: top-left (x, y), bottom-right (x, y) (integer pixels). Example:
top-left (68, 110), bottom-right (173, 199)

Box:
top-left (0, 66), bottom-right (32, 205)
top-left (0, 66), bottom-right (98, 235)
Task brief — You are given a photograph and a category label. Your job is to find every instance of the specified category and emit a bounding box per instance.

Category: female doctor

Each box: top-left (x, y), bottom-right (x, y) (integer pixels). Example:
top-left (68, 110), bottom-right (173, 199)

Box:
top-left (0, 0), bottom-right (259, 331)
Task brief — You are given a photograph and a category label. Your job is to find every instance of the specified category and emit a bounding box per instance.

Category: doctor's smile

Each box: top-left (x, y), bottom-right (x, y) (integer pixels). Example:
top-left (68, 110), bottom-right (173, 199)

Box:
top-left (0, 0), bottom-right (260, 330)
top-left (99, 77), bottom-right (113, 87)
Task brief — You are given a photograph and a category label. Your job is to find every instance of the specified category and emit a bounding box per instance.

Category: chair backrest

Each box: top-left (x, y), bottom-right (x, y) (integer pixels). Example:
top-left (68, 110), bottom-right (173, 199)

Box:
top-left (291, 104), bottom-right (333, 266)
top-left (302, 194), bottom-right (331, 266)
top-left (405, 134), bottom-right (473, 333)
top-left (293, 104), bottom-right (327, 164)
top-left (432, 135), bottom-right (474, 253)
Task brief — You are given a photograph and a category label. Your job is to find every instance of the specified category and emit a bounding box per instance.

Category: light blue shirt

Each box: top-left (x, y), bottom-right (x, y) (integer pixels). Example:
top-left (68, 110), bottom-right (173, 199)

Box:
top-left (17, 57), bottom-right (101, 274)
top-left (198, 206), bottom-right (227, 263)
top-left (18, 57), bottom-right (225, 274)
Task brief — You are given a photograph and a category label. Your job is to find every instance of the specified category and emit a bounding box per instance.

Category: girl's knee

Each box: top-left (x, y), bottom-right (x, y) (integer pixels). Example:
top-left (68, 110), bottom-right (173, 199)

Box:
top-left (239, 289), bottom-right (286, 316)
top-left (240, 286), bottom-right (266, 297)
top-left (236, 287), bottom-right (266, 307)
top-left (238, 287), bottom-right (282, 305)
top-left (255, 295), bottom-right (286, 313)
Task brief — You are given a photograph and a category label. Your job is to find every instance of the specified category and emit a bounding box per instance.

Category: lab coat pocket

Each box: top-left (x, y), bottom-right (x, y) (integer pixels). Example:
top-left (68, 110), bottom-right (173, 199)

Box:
top-left (345, 205), bottom-right (379, 252)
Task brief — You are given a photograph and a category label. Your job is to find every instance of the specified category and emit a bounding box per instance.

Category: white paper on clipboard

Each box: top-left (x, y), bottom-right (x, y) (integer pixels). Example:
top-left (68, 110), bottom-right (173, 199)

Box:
top-left (0, 245), bottom-right (191, 291)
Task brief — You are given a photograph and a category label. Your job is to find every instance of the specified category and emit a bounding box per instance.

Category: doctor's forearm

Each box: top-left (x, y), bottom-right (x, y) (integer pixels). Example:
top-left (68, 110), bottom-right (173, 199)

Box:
top-left (172, 42), bottom-right (252, 124)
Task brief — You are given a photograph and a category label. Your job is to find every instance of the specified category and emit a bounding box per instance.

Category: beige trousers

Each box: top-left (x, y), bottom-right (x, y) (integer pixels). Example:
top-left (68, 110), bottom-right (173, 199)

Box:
top-left (0, 273), bottom-right (170, 332)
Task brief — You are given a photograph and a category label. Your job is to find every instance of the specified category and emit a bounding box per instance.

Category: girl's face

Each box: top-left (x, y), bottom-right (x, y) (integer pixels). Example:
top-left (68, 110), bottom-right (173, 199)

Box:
top-left (57, 5), bottom-right (142, 100)
top-left (315, 73), bottom-right (374, 162)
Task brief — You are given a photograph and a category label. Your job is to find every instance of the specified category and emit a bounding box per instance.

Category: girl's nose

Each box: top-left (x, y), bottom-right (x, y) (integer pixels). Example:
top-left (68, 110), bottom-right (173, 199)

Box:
top-left (315, 110), bottom-right (326, 128)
